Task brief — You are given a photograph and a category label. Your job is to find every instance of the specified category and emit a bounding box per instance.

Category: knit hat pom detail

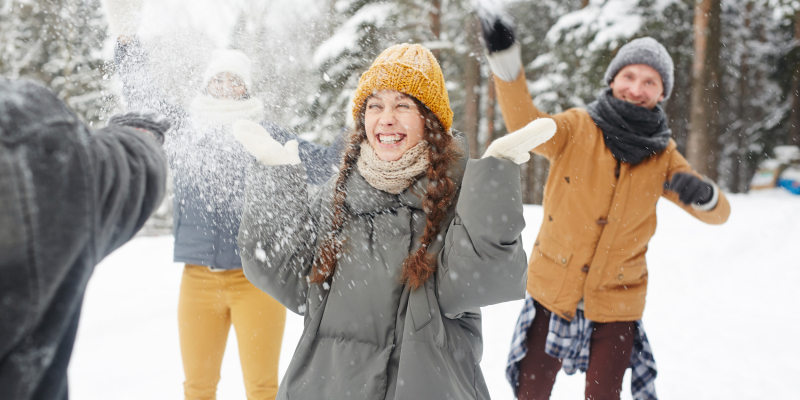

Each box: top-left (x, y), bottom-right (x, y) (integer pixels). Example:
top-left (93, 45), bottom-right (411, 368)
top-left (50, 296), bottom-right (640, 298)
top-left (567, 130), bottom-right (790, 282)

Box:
top-left (352, 43), bottom-right (453, 132)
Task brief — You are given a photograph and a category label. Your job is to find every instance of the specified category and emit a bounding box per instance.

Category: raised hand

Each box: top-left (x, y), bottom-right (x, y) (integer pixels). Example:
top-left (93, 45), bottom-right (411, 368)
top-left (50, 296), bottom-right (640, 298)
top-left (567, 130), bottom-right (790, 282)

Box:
top-left (233, 120), bottom-right (301, 166)
top-left (478, 6), bottom-right (516, 53)
top-left (482, 118), bottom-right (556, 164)
top-left (477, 4), bottom-right (522, 82)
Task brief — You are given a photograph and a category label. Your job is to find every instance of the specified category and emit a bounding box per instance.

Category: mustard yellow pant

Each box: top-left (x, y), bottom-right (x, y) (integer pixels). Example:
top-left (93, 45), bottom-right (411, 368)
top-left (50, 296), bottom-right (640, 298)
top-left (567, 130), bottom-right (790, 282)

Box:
top-left (178, 264), bottom-right (286, 400)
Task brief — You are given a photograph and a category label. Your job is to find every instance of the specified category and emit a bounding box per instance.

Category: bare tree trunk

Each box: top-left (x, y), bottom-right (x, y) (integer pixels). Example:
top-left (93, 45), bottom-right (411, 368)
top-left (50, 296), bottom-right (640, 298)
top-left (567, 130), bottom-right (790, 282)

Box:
top-left (523, 158), bottom-right (538, 204)
top-left (463, 18), bottom-right (481, 158)
top-left (484, 75), bottom-right (497, 151)
top-left (687, 0), bottom-right (722, 180)
top-left (528, 156), bottom-right (547, 204)
top-left (790, 9), bottom-right (800, 146)
top-left (429, 0), bottom-right (441, 60)
top-left (520, 155), bottom-right (547, 205)
top-left (731, 2), bottom-right (753, 193)
top-left (664, 50), bottom-right (692, 155)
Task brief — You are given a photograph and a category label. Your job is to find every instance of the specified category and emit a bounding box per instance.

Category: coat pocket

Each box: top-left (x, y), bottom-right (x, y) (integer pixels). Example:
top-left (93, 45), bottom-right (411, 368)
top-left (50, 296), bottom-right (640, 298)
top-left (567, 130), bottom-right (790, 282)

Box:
top-left (528, 234), bottom-right (573, 303)
top-left (537, 234), bottom-right (573, 267)
top-left (600, 254), bottom-right (648, 289)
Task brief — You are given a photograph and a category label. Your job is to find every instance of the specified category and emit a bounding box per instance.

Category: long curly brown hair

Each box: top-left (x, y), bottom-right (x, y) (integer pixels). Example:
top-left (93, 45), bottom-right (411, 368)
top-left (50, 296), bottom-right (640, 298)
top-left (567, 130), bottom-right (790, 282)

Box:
top-left (310, 96), bottom-right (460, 290)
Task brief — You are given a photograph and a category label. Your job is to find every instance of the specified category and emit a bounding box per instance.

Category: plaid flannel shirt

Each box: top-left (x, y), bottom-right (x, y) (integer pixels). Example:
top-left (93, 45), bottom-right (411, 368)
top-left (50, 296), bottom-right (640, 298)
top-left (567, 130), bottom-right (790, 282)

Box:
top-left (506, 294), bottom-right (658, 400)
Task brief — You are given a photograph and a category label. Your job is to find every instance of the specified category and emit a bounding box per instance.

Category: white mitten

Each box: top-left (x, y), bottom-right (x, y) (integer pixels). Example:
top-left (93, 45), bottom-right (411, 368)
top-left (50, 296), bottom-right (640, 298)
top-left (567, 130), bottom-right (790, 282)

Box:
top-left (233, 120), bottom-right (301, 166)
top-left (101, 0), bottom-right (143, 36)
top-left (482, 118), bottom-right (557, 164)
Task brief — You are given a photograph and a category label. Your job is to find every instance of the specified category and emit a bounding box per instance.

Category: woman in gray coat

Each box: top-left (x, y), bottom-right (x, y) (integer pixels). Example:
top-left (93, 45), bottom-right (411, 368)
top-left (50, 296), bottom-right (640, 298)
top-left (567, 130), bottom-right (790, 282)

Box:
top-left (234, 44), bottom-right (556, 400)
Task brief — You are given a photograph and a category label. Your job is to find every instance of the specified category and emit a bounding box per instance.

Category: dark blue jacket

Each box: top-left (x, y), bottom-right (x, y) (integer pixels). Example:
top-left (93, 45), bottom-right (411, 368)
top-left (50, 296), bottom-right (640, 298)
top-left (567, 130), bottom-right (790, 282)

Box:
top-left (0, 79), bottom-right (167, 400)
top-left (116, 40), bottom-right (343, 269)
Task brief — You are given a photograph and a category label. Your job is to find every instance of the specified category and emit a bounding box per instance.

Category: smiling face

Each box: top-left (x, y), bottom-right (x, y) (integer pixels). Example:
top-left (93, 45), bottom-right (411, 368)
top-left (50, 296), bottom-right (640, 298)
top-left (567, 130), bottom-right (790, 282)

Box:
top-left (609, 64), bottom-right (665, 110)
top-left (206, 72), bottom-right (247, 100)
top-left (364, 90), bottom-right (426, 162)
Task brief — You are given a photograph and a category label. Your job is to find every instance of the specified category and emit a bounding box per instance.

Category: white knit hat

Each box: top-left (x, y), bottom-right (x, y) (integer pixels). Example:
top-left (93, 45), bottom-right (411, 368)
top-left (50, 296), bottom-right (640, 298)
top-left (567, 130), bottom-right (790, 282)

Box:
top-left (202, 49), bottom-right (253, 93)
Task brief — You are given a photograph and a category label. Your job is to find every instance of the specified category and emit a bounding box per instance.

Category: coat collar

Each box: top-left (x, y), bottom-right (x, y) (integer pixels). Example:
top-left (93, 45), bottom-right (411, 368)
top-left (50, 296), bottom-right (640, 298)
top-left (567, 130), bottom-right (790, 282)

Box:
top-left (344, 132), bottom-right (468, 215)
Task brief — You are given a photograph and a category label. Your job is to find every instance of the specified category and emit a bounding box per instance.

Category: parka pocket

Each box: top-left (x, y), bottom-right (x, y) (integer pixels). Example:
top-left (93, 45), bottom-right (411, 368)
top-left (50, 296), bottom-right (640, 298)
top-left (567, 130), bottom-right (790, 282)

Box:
top-left (600, 255), bottom-right (648, 289)
top-left (528, 234), bottom-right (573, 303)
top-left (537, 234), bottom-right (573, 267)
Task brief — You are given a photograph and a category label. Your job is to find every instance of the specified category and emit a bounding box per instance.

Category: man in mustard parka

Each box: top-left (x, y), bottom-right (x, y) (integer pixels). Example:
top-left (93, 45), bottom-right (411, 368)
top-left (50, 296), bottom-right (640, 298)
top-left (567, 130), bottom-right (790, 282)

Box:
top-left (479, 13), bottom-right (730, 400)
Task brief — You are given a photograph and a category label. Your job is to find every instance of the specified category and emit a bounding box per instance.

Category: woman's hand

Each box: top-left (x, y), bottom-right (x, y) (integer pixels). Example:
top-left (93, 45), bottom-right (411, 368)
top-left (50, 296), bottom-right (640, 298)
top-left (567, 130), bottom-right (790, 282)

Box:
top-left (482, 118), bottom-right (556, 164)
top-left (233, 120), bottom-right (301, 166)
top-left (101, 0), bottom-right (143, 36)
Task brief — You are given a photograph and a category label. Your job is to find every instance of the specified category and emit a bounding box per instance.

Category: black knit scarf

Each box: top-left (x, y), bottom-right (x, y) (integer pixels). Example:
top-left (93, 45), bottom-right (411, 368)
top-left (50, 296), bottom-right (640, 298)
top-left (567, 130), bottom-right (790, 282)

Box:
top-left (586, 88), bottom-right (671, 165)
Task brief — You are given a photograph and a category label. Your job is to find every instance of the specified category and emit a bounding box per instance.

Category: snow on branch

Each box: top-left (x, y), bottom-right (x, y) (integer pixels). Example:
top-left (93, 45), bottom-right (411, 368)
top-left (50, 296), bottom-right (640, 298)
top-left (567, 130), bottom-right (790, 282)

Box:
top-left (312, 3), bottom-right (394, 67)
top-left (546, 0), bottom-right (642, 52)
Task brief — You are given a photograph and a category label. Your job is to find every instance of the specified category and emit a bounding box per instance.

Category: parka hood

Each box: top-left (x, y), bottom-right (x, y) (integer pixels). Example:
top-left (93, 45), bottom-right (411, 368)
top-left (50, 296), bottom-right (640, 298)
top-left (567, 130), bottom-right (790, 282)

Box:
top-left (0, 79), bottom-right (94, 276)
top-left (0, 79), bottom-right (88, 146)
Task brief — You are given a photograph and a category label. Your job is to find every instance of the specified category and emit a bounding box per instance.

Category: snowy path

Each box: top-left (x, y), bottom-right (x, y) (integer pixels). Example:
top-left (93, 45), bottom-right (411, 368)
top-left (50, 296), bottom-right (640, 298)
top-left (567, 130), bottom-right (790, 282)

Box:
top-left (69, 191), bottom-right (799, 399)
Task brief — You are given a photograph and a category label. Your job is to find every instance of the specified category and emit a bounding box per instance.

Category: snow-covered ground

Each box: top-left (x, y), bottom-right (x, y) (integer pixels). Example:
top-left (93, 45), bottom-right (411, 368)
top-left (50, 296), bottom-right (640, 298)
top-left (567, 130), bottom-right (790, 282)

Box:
top-left (69, 190), bottom-right (799, 399)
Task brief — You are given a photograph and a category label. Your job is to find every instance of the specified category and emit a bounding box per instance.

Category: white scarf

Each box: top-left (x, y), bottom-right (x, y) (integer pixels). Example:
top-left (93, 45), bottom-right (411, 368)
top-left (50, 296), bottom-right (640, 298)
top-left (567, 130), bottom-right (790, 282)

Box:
top-left (188, 94), bottom-right (265, 124)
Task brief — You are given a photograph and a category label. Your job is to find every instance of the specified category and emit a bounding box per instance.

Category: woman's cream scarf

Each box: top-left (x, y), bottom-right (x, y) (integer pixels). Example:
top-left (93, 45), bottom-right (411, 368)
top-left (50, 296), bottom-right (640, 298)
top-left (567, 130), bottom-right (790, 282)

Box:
top-left (357, 140), bottom-right (430, 194)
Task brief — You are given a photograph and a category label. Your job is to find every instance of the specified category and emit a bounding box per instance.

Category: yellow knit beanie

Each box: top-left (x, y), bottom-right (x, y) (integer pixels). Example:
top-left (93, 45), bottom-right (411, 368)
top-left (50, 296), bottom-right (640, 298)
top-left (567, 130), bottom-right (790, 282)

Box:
top-left (352, 43), bottom-right (453, 132)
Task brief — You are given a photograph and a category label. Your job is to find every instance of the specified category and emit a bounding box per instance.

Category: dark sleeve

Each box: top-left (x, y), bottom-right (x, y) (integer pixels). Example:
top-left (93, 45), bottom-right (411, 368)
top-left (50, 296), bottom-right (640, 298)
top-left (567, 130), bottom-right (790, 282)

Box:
top-left (260, 122), bottom-right (344, 185)
top-left (88, 125), bottom-right (168, 259)
top-left (115, 39), bottom-right (188, 131)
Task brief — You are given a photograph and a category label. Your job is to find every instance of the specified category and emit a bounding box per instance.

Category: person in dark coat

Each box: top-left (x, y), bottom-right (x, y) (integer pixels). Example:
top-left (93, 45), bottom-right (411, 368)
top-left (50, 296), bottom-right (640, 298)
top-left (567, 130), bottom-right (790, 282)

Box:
top-left (0, 79), bottom-right (169, 400)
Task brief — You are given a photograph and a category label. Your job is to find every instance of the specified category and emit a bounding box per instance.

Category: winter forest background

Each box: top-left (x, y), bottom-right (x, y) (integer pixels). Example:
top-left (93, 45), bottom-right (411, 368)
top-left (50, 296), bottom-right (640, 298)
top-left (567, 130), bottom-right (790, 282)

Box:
top-left (2, 0), bottom-right (799, 224)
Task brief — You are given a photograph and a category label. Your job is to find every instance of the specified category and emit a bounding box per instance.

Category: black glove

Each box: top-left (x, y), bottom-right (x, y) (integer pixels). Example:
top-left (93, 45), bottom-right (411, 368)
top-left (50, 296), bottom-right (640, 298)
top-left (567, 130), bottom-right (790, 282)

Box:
top-left (108, 112), bottom-right (171, 144)
top-left (664, 173), bottom-right (714, 206)
top-left (478, 7), bottom-right (516, 53)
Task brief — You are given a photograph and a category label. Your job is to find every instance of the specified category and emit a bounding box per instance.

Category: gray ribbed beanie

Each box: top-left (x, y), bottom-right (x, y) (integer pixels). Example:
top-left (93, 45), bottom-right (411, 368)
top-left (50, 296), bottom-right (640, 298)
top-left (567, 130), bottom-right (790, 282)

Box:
top-left (604, 37), bottom-right (674, 100)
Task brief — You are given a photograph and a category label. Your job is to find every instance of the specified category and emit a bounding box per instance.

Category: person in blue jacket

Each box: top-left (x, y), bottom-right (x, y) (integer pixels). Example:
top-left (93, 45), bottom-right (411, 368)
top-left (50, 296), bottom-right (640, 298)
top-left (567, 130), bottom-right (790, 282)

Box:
top-left (114, 33), bottom-right (342, 400)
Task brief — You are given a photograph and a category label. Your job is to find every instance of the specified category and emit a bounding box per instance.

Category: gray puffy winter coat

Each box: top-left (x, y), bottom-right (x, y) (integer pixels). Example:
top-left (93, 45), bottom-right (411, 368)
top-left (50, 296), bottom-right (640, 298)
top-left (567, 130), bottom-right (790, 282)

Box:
top-left (239, 135), bottom-right (528, 399)
top-left (116, 39), bottom-right (342, 269)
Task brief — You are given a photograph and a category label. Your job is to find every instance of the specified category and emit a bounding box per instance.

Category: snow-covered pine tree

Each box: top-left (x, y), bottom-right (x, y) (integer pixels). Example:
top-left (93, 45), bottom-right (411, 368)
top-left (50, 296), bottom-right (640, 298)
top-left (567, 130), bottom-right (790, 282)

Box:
top-left (0, 0), bottom-right (112, 126)
top-left (718, 0), bottom-right (785, 192)
top-left (769, 0), bottom-right (800, 148)
top-left (762, 0), bottom-right (800, 151)
top-left (295, 0), bottom-right (403, 141)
